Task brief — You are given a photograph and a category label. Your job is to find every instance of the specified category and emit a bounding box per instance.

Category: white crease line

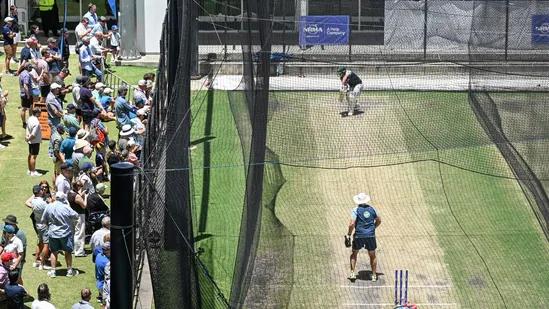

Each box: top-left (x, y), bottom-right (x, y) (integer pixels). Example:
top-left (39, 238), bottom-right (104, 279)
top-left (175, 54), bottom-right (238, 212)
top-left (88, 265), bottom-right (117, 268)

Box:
top-left (343, 303), bottom-right (458, 307)
top-left (340, 285), bottom-right (452, 289)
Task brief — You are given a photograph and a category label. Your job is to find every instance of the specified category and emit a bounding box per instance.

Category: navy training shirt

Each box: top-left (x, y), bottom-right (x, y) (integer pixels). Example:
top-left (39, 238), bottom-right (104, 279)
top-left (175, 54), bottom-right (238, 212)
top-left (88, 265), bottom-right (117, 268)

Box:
top-left (352, 204), bottom-right (377, 238)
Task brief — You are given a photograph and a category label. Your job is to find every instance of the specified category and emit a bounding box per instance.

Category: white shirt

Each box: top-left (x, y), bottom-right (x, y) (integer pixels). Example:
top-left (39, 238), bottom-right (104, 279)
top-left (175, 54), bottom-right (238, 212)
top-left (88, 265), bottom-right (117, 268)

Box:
top-left (26, 115), bottom-right (42, 144)
top-left (55, 174), bottom-right (71, 195)
top-left (90, 36), bottom-right (104, 56)
top-left (4, 235), bottom-right (24, 255)
top-left (75, 23), bottom-right (89, 44)
top-left (111, 32), bottom-right (120, 47)
top-left (78, 173), bottom-right (95, 194)
top-left (90, 227), bottom-right (109, 252)
top-left (32, 300), bottom-right (56, 309)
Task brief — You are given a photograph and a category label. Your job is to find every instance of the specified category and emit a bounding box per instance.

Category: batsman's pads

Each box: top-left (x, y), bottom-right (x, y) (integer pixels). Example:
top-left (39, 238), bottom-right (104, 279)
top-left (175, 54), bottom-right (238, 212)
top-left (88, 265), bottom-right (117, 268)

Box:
top-left (344, 235), bottom-right (352, 248)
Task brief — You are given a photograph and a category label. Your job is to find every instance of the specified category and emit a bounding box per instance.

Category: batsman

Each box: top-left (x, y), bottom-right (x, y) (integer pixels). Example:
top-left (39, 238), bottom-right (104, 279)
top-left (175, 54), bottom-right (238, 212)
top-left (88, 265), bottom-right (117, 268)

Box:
top-left (337, 66), bottom-right (364, 116)
top-left (345, 193), bottom-right (381, 282)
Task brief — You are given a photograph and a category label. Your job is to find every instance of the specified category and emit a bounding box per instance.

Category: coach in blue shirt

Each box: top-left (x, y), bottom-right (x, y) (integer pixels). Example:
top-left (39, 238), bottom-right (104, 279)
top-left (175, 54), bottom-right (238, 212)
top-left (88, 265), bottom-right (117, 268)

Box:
top-left (346, 192), bottom-right (381, 282)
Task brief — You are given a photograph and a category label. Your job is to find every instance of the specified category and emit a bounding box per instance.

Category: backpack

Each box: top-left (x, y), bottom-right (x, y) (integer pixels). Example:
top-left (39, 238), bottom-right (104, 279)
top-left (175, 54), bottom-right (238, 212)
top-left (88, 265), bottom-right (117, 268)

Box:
top-left (89, 121), bottom-right (106, 146)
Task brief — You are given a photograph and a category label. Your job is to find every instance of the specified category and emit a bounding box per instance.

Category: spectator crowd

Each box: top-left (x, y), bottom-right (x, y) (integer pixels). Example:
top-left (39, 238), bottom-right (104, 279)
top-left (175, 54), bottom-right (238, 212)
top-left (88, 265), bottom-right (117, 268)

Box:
top-left (0, 2), bottom-right (154, 308)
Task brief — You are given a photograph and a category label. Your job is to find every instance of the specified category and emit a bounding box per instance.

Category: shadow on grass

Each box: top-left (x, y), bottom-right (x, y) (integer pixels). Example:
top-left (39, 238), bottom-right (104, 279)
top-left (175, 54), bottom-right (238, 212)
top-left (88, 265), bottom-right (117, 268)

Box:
top-left (191, 136), bottom-right (216, 147)
top-left (357, 270), bottom-right (385, 281)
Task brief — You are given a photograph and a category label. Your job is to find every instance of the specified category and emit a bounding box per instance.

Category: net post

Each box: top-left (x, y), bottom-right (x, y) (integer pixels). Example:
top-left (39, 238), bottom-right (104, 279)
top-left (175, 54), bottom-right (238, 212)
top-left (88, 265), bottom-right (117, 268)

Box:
top-left (423, 0), bottom-right (428, 60)
top-left (505, 0), bottom-right (510, 61)
top-left (110, 162), bottom-right (135, 309)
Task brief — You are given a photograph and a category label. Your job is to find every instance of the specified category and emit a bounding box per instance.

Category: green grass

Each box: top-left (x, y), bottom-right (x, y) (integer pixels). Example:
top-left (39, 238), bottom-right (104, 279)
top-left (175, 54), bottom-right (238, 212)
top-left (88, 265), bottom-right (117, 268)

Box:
top-left (190, 90), bottom-right (246, 299)
top-left (190, 89), bottom-right (549, 307)
top-left (0, 59), bottom-right (154, 307)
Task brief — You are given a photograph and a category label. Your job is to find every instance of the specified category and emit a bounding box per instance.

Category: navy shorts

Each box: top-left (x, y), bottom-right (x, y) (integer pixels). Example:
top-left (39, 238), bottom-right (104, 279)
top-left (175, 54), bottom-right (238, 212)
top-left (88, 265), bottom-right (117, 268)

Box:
top-left (352, 237), bottom-right (377, 251)
top-left (49, 234), bottom-right (74, 253)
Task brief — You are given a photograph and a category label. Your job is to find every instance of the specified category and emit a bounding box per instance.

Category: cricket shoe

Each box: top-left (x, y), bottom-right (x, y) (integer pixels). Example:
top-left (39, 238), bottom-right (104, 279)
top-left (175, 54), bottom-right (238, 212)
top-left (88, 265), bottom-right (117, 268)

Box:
top-left (348, 271), bottom-right (356, 281)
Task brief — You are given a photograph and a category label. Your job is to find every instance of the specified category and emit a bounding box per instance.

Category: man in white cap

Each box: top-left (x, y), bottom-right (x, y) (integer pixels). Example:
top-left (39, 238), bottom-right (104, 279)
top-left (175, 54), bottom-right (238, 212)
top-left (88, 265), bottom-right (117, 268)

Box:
top-left (46, 83), bottom-right (63, 127)
top-left (345, 192), bottom-right (381, 282)
top-left (2, 17), bottom-right (16, 74)
top-left (133, 80), bottom-right (149, 106)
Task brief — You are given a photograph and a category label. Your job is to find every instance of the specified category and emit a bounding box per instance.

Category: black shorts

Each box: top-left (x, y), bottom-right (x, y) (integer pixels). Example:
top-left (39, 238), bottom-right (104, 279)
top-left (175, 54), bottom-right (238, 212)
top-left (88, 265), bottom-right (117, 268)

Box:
top-left (352, 237), bottom-right (377, 251)
top-left (21, 96), bottom-right (32, 109)
top-left (40, 85), bottom-right (51, 97)
top-left (28, 143), bottom-right (40, 155)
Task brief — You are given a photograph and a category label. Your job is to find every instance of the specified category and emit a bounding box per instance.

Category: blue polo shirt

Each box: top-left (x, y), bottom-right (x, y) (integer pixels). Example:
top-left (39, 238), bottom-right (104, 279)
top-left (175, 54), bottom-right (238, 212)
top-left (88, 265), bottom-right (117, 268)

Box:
top-left (2, 26), bottom-right (13, 46)
top-left (95, 252), bottom-right (110, 290)
top-left (351, 204), bottom-right (378, 238)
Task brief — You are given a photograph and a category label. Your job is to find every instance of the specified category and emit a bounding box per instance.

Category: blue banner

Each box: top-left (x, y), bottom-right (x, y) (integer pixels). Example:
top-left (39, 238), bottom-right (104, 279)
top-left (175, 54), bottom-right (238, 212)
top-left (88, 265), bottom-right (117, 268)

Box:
top-left (299, 16), bottom-right (349, 46)
top-left (532, 15), bottom-right (549, 44)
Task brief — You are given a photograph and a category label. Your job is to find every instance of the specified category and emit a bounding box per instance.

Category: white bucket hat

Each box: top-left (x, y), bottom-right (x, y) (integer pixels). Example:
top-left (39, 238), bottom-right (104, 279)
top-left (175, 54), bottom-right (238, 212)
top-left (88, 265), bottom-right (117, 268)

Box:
top-left (119, 124), bottom-right (135, 136)
top-left (353, 193), bottom-right (371, 205)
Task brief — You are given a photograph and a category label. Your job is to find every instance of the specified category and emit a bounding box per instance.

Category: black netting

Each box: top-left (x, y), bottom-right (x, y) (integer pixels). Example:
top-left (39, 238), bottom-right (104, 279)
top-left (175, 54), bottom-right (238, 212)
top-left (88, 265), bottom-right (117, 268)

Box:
top-left (136, 1), bottom-right (549, 308)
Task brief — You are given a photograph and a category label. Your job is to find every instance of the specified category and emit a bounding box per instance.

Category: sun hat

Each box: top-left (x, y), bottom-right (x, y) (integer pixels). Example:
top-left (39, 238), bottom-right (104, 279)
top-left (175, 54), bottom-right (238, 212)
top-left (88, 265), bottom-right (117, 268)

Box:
top-left (77, 129), bottom-right (89, 140)
top-left (3, 215), bottom-right (17, 225)
top-left (73, 139), bottom-right (90, 151)
top-left (4, 17), bottom-right (14, 23)
top-left (119, 124), bottom-right (135, 136)
top-left (353, 193), bottom-right (371, 205)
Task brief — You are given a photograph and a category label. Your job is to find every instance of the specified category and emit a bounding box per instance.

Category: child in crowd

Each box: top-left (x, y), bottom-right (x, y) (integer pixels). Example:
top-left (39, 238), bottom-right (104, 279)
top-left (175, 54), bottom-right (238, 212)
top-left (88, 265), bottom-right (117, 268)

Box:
top-left (110, 25), bottom-right (120, 62)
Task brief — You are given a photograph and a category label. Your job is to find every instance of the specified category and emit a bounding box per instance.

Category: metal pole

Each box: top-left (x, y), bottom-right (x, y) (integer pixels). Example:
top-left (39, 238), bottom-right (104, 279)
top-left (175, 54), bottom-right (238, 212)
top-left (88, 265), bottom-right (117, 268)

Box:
top-left (505, 0), bottom-right (509, 61)
top-left (224, 0), bottom-right (228, 60)
top-left (110, 162), bottom-right (135, 309)
top-left (348, 24), bottom-right (352, 62)
top-left (424, 0), bottom-right (428, 60)
top-left (282, 0), bottom-right (286, 54)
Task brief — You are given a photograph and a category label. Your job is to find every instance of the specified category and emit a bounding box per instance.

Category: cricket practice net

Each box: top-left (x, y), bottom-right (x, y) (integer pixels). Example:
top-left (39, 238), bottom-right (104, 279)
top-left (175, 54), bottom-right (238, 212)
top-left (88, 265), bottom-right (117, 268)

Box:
top-left (136, 0), bottom-right (549, 308)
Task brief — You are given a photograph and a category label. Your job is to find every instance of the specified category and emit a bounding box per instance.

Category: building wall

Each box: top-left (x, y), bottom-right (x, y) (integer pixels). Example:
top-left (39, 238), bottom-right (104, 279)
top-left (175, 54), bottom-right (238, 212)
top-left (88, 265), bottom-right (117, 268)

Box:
top-left (136, 0), bottom-right (167, 54)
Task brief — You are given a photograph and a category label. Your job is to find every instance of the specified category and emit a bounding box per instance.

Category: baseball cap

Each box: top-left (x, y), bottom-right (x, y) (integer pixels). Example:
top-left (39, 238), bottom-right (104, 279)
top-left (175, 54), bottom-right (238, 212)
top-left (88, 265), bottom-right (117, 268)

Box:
top-left (1, 252), bottom-right (14, 263)
top-left (80, 161), bottom-right (94, 171)
top-left (111, 25), bottom-right (118, 31)
top-left (68, 126), bottom-right (77, 137)
top-left (103, 87), bottom-right (113, 94)
top-left (47, 37), bottom-right (57, 44)
top-left (50, 83), bottom-right (62, 90)
top-left (138, 80), bottom-right (147, 87)
top-left (56, 123), bottom-right (65, 132)
top-left (4, 17), bottom-right (14, 23)
top-left (3, 225), bottom-right (16, 234)
top-left (100, 16), bottom-right (107, 22)
top-left (95, 82), bottom-right (106, 90)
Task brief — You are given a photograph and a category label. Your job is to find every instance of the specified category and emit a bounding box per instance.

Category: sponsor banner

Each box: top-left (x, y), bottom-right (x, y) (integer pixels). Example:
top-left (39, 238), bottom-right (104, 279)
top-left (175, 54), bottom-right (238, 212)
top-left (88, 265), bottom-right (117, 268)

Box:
top-left (299, 15), bottom-right (349, 46)
top-left (532, 15), bottom-right (549, 44)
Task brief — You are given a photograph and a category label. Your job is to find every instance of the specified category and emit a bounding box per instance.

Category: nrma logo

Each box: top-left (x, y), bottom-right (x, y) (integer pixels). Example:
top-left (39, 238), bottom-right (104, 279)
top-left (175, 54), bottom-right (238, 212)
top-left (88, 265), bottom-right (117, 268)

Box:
top-left (304, 24), bottom-right (323, 35)
top-left (536, 22), bottom-right (549, 33)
